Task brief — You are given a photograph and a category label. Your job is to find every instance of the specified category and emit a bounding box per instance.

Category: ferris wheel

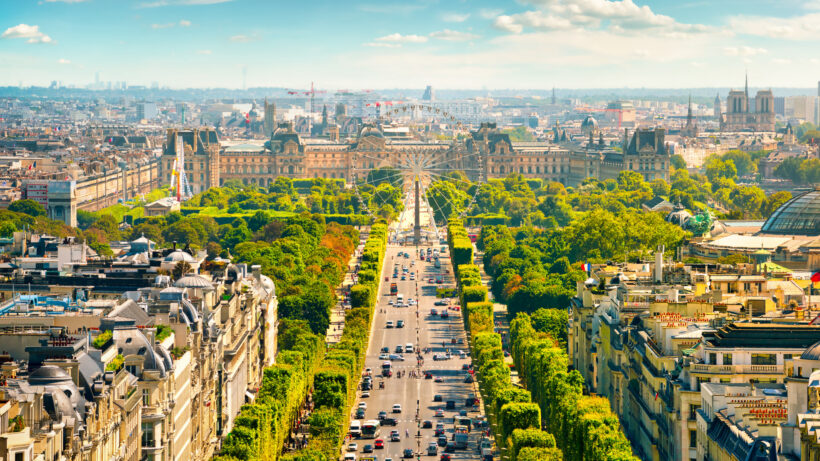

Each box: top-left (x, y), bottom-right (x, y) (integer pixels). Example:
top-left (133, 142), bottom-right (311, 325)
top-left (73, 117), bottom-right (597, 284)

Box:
top-left (351, 104), bottom-right (485, 242)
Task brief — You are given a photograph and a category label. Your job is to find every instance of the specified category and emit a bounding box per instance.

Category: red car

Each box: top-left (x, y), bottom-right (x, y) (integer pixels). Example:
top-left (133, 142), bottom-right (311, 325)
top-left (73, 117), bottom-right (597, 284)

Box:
top-left (375, 439), bottom-right (385, 449)
top-left (440, 454), bottom-right (451, 461)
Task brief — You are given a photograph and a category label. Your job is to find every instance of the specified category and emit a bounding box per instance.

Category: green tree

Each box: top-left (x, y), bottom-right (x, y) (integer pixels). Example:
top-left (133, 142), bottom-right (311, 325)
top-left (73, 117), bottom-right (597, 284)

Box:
top-left (762, 191), bottom-right (792, 217)
top-left (0, 221), bottom-right (16, 238)
top-left (670, 154), bottom-right (686, 170)
top-left (9, 199), bottom-right (46, 217)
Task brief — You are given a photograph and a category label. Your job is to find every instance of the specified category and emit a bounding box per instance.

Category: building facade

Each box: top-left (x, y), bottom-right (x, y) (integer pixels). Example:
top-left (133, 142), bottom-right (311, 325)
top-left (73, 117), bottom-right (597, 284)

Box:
top-left (720, 77), bottom-right (775, 132)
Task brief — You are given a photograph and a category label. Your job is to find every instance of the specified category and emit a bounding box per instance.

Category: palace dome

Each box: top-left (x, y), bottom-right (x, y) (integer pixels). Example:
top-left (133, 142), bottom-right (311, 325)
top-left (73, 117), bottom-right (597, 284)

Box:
top-left (581, 115), bottom-right (598, 135)
top-left (760, 188), bottom-right (820, 236)
top-left (359, 125), bottom-right (384, 138)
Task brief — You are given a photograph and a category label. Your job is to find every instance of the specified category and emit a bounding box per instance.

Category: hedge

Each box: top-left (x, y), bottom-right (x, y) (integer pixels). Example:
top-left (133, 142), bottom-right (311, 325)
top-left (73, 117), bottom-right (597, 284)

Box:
top-left (305, 223), bottom-right (387, 459)
top-left (510, 428), bottom-right (557, 461)
top-left (447, 219), bottom-right (567, 460)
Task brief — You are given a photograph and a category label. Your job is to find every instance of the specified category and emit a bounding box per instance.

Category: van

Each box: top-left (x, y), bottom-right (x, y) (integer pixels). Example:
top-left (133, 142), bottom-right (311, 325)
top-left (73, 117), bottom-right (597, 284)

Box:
top-left (405, 343), bottom-right (414, 353)
top-left (350, 420), bottom-right (362, 437)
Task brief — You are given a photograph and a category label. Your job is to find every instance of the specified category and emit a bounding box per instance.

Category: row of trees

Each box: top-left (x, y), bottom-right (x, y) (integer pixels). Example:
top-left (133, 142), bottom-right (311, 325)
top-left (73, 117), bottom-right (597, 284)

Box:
top-left (448, 219), bottom-right (563, 461)
top-left (510, 312), bottom-right (636, 460)
top-left (301, 223), bottom-right (388, 459)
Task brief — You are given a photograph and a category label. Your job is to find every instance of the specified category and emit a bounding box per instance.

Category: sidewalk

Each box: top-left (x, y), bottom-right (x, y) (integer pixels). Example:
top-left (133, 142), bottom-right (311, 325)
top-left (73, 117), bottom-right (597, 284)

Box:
top-left (326, 229), bottom-right (370, 344)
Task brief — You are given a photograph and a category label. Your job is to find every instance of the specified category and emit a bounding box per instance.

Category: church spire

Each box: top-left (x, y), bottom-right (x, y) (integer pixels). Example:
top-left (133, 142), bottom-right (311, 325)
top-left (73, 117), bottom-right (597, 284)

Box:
top-left (745, 70), bottom-right (749, 98)
top-left (687, 94), bottom-right (693, 120)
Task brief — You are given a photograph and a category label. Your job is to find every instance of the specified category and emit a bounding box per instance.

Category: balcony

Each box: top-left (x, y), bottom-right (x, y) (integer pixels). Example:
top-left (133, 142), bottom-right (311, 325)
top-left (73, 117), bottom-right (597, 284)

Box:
top-left (690, 363), bottom-right (783, 375)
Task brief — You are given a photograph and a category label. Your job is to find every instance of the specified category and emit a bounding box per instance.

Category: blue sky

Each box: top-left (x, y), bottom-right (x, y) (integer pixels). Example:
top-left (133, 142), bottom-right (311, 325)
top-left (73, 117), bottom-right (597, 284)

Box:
top-left (1, 0), bottom-right (819, 89)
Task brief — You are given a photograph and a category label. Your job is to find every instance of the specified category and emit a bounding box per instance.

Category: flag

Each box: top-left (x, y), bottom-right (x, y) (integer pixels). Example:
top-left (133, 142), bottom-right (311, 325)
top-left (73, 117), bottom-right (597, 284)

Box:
top-left (32, 161), bottom-right (36, 168)
top-left (812, 272), bottom-right (820, 283)
top-left (581, 262), bottom-right (591, 272)
top-left (654, 392), bottom-right (659, 401)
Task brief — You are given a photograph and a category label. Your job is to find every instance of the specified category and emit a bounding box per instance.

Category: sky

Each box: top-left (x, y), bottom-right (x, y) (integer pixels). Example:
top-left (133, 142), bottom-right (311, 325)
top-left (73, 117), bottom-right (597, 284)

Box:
top-left (1, 0), bottom-right (820, 90)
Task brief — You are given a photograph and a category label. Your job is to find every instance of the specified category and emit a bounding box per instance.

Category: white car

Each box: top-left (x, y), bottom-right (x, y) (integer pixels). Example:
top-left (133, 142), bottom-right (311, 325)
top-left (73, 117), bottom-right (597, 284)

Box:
top-left (358, 402), bottom-right (367, 410)
top-left (379, 353), bottom-right (390, 360)
top-left (388, 299), bottom-right (394, 305)
top-left (347, 442), bottom-right (358, 452)
top-left (386, 321), bottom-right (394, 328)
top-left (361, 392), bottom-right (370, 398)
top-left (344, 453), bottom-right (356, 461)
top-left (392, 404), bottom-right (402, 413)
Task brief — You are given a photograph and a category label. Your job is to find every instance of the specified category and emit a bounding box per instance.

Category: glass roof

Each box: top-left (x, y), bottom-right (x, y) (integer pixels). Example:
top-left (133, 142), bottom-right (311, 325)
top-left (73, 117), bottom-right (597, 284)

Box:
top-left (760, 189), bottom-right (820, 236)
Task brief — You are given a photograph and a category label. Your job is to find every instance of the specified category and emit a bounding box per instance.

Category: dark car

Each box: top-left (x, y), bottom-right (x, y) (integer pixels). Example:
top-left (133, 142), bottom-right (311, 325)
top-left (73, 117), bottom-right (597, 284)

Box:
top-left (437, 435), bottom-right (448, 446)
top-left (462, 364), bottom-right (470, 371)
top-left (464, 375), bottom-right (474, 383)
top-left (396, 320), bottom-right (405, 328)
top-left (355, 408), bottom-right (366, 419)
top-left (422, 420), bottom-right (433, 428)
top-left (403, 448), bottom-right (414, 458)
top-left (433, 394), bottom-right (443, 402)
top-left (440, 454), bottom-right (451, 461)
top-left (363, 444), bottom-right (373, 453)
top-left (362, 382), bottom-right (372, 391)
top-left (395, 345), bottom-right (403, 353)
top-left (446, 400), bottom-right (456, 410)
top-left (381, 347), bottom-right (390, 353)
top-left (378, 411), bottom-right (388, 420)
top-left (445, 442), bottom-right (456, 453)
top-left (434, 300), bottom-right (447, 306)
top-left (382, 417), bottom-right (398, 426)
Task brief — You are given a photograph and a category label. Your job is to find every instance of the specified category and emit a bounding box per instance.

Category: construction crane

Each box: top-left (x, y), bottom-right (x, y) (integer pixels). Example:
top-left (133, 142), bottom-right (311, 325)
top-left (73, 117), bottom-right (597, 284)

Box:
top-left (286, 82), bottom-right (326, 115)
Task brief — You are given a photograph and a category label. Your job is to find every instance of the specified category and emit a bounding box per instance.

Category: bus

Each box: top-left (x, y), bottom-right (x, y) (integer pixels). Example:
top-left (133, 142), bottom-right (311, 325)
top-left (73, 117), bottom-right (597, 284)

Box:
top-left (390, 283), bottom-right (398, 295)
top-left (349, 420), bottom-right (362, 438)
top-left (362, 420), bottom-right (381, 439)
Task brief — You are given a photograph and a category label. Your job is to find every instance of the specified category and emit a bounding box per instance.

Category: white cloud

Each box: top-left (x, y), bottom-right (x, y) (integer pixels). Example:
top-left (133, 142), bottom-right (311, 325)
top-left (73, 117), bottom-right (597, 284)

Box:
top-left (441, 13), bottom-right (470, 23)
top-left (772, 58), bottom-right (792, 65)
top-left (723, 46), bottom-right (767, 57)
top-left (364, 42), bottom-right (402, 48)
top-left (139, 0), bottom-right (231, 6)
top-left (492, 0), bottom-right (710, 35)
top-left (57, 58), bottom-right (71, 64)
top-left (728, 13), bottom-right (820, 40)
top-left (152, 19), bottom-right (191, 28)
top-left (479, 8), bottom-right (503, 19)
top-left (429, 29), bottom-right (480, 41)
top-left (375, 33), bottom-right (428, 43)
top-left (1, 24), bottom-right (54, 44)
top-left (229, 34), bottom-right (259, 42)
top-left (197, 49), bottom-right (212, 54)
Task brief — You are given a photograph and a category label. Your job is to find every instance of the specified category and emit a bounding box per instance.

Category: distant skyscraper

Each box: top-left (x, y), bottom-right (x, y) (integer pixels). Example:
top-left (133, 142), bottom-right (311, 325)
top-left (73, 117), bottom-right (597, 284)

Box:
top-left (422, 85), bottom-right (435, 101)
top-left (136, 102), bottom-right (158, 121)
top-left (714, 93), bottom-right (721, 120)
top-left (817, 80), bottom-right (820, 97)
top-left (551, 86), bottom-right (556, 105)
top-left (264, 98), bottom-right (276, 137)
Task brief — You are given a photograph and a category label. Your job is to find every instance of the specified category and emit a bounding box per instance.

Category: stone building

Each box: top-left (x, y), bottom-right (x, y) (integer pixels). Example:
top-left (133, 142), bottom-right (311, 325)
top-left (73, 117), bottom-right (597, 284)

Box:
top-left (720, 76), bottom-right (775, 132)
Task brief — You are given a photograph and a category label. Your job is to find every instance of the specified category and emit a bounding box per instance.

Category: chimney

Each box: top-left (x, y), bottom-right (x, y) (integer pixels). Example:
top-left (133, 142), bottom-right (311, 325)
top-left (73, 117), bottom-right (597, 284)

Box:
top-left (251, 265), bottom-right (261, 282)
top-left (654, 245), bottom-right (665, 283)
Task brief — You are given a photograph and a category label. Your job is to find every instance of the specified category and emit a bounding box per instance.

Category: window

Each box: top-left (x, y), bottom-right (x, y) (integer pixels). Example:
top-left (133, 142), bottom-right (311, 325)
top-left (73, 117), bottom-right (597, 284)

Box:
top-left (689, 429), bottom-right (697, 448)
top-left (752, 354), bottom-right (776, 365)
top-left (141, 422), bottom-right (155, 447)
top-left (723, 353), bottom-right (733, 365)
top-left (142, 388), bottom-right (151, 406)
top-left (14, 453), bottom-right (23, 461)
top-left (709, 353), bottom-right (716, 364)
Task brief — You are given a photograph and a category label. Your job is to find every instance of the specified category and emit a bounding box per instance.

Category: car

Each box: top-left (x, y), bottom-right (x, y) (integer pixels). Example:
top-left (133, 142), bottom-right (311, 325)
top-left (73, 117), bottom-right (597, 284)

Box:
top-left (462, 364), bottom-right (470, 371)
top-left (344, 453), bottom-right (356, 461)
top-left (440, 311), bottom-right (449, 319)
top-left (434, 300), bottom-right (447, 306)
top-left (381, 347), bottom-right (390, 353)
top-left (361, 392), bottom-right (370, 398)
top-left (390, 430), bottom-right (401, 442)
top-left (459, 409), bottom-right (468, 417)
top-left (435, 423), bottom-right (445, 436)
top-left (378, 411), bottom-right (387, 420)
top-left (445, 442), bottom-right (455, 453)
top-left (386, 321), bottom-right (394, 328)
top-left (395, 345), bottom-right (404, 353)
top-left (435, 408), bottom-right (444, 417)
top-left (437, 435), bottom-right (448, 446)
top-left (403, 448), bottom-right (414, 458)
top-left (347, 442), bottom-right (358, 452)
top-left (363, 444), bottom-right (373, 453)
top-left (431, 308), bottom-right (438, 316)
top-left (379, 353), bottom-right (390, 360)
top-left (425, 372), bottom-right (433, 379)
top-left (385, 276), bottom-right (389, 281)
top-left (388, 299), bottom-right (394, 305)
top-left (396, 320), bottom-right (405, 328)
top-left (429, 278), bottom-right (435, 283)
top-left (374, 438), bottom-right (385, 449)
top-left (427, 442), bottom-right (438, 455)
top-left (365, 368), bottom-right (372, 375)
top-left (457, 338), bottom-right (464, 345)
top-left (355, 408), bottom-right (366, 419)
top-left (405, 344), bottom-right (414, 353)
top-left (382, 417), bottom-right (398, 426)
top-left (446, 400), bottom-right (456, 410)
top-left (401, 275), bottom-right (406, 280)
top-left (392, 404), bottom-right (402, 413)
top-left (389, 354), bottom-right (405, 361)
top-left (433, 354), bottom-right (448, 361)
top-left (440, 454), bottom-right (451, 461)
top-left (434, 376), bottom-right (443, 383)
top-left (434, 394), bottom-right (443, 402)
top-left (358, 402), bottom-right (367, 410)
top-left (362, 382), bottom-right (371, 391)
top-left (464, 375), bottom-right (474, 383)
top-left (393, 273), bottom-right (398, 279)
top-left (422, 420), bottom-right (433, 428)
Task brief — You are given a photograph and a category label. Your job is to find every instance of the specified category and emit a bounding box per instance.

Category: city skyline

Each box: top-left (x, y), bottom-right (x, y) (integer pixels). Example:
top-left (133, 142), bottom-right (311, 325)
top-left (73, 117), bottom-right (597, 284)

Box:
top-left (3, 0), bottom-right (820, 90)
